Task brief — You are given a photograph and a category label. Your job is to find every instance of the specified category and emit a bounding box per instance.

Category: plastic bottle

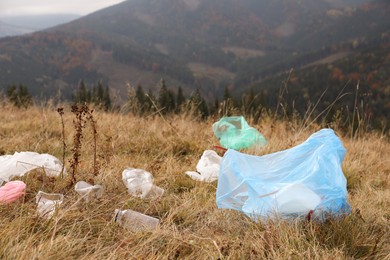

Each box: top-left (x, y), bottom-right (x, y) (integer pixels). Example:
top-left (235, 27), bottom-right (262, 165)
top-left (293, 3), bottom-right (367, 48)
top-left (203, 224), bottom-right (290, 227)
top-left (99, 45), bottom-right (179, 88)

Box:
top-left (114, 209), bottom-right (160, 231)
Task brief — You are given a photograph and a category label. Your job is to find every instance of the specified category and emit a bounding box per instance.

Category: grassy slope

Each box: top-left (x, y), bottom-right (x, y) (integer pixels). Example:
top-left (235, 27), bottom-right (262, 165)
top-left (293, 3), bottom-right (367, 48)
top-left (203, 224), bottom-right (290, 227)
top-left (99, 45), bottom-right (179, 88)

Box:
top-left (0, 102), bottom-right (389, 259)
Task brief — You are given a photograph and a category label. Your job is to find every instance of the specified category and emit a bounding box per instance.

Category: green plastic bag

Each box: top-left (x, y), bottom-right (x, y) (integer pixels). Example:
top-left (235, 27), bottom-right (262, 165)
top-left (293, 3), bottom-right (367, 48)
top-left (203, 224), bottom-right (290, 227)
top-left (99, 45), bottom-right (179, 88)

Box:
top-left (212, 116), bottom-right (267, 150)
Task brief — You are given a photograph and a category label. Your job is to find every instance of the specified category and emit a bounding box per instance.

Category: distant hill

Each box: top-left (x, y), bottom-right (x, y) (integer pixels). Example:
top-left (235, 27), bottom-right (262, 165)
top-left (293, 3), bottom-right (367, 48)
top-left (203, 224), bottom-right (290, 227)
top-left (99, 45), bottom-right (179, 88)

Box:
top-left (0, 0), bottom-right (388, 103)
top-left (243, 40), bottom-right (390, 129)
top-left (0, 21), bottom-right (33, 37)
top-left (0, 14), bottom-right (81, 37)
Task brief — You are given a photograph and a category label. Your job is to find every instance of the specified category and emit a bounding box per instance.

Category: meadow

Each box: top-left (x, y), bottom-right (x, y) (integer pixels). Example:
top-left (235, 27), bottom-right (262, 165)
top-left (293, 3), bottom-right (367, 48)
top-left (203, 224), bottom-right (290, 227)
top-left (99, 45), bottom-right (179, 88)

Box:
top-left (0, 101), bottom-right (389, 259)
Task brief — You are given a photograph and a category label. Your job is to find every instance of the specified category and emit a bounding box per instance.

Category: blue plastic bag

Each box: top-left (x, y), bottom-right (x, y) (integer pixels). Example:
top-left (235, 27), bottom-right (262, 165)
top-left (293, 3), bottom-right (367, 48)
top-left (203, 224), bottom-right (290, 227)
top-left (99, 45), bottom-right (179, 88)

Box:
top-left (212, 116), bottom-right (267, 150)
top-left (216, 129), bottom-right (351, 222)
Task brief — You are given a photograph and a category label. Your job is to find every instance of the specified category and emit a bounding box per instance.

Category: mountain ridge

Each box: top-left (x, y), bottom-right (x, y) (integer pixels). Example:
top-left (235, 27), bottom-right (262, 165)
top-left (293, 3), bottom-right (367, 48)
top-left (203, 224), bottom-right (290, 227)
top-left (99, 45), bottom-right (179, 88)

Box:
top-left (0, 0), bottom-right (388, 103)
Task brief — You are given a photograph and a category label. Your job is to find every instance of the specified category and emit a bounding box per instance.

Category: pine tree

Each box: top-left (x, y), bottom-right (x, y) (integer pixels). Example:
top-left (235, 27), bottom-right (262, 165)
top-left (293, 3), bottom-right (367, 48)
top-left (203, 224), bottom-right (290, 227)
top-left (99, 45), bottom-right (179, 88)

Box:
top-left (97, 81), bottom-right (104, 105)
top-left (145, 88), bottom-right (156, 112)
top-left (158, 78), bottom-right (175, 114)
top-left (135, 85), bottom-right (146, 114)
top-left (18, 85), bottom-right (32, 108)
top-left (224, 85), bottom-right (232, 101)
top-left (74, 80), bottom-right (87, 104)
top-left (158, 79), bottom-right (167, 108)
top-left (167, 89), bottom-right (176, 113)
top-left (91, 85), bottom-right (97, 104)
top-left (214, 97), bottom-right (220, 115)
top-left (221, 85), bottom-right (235, 116)
top-left (189, 88), bottom-right (209, 119)
top-left (176, 86), bottom-right (185, 113)
top-left (245, 87), bottom-right (257, 116)
top-left (6, 85), bottom-right (18, 106)
top-left (86, 89), bottom-right (92, 103)
top-left (103, 86), bottom-right (111, 111)
top-left (6, 84), bottom-right (32, 108)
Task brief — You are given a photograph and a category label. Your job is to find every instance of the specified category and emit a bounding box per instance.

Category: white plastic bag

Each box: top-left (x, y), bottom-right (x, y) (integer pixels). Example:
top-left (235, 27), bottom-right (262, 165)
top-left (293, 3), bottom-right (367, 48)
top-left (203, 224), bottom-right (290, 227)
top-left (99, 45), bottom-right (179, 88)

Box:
top-left (0, 152), bottom-right (66, 185)
top-left (122, 168), bottom-right (164, 199)
top-left (185, 150), bottom-right (221, 182)
top-left (74, 181), bottom-right (104, 202)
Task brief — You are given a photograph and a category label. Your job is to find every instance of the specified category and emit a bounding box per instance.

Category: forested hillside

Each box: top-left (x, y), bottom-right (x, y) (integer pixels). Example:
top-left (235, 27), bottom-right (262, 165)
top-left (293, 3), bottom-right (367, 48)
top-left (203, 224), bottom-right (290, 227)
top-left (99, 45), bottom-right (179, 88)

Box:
top-left (244, 40), bottom-right (390, 129)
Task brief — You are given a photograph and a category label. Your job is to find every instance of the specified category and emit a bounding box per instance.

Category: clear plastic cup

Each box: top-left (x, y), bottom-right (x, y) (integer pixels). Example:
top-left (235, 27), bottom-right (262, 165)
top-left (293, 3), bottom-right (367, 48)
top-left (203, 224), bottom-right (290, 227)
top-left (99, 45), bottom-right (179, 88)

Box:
top-left (114, 209), bottom-right (160, 231)
top-left (36, 191), bottom-right (64, 219)
top-left (145, 185), bottom-right (165, 199)
top-left (74, 181), bottom-right (104, 202)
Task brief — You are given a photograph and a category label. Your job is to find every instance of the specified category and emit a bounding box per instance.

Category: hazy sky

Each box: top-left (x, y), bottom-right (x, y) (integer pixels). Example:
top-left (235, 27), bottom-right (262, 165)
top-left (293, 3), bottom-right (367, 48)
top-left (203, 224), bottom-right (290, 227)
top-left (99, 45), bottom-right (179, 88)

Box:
top-left (0, 0), bottom-right (126, 17)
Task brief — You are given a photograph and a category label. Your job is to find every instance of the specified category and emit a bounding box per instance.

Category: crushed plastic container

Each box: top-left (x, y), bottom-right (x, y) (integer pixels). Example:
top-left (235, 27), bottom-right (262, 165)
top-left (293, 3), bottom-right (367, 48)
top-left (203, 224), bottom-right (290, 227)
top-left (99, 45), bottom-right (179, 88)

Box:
top-left (74, 181), bottom-right (104, 202)
top-left (185, 150), bottom-right (221, 182)
top-left (212, 116), bottom-right (267, 150)
top-left (114, 209), bottom-right (160, 231)
top-left (0, 152), bottom-right (66, 185)
top-left (0, 181), bottom-right (26, 204)
top-left (36, 191), bottom-right (64, 219)
top-left (216, 129), bottom-right (351, 222)
top-left (122, 168), bottom-right (164, 199)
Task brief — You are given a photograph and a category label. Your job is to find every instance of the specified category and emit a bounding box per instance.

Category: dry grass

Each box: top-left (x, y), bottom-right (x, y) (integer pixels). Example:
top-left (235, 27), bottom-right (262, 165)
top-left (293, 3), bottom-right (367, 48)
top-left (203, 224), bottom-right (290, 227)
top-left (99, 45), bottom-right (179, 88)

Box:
top-left (0, 102), bottom-right (389, 259)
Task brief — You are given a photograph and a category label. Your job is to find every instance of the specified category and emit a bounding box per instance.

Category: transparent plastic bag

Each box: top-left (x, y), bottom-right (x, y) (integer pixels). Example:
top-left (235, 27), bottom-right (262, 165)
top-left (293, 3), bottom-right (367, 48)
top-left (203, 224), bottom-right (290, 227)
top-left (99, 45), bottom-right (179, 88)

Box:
top-left (122, 168), bottom-right (164, 199)
top-left (185, 150), bottom-right (221, 182)
top-left (216, 129), bottom-right (351, 222)
top-left (212, 116), bottom-right (267, 150)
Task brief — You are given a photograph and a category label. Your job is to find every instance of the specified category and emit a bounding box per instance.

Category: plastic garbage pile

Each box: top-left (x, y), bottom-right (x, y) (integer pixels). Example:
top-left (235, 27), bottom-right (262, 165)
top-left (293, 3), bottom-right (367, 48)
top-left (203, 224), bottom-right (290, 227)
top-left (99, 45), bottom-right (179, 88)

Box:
top-left (0, 150), bottom-right (161, 228)
top-left (212, 116), bottom-right (267, 150)
top-left (0, 152), bottom-right (66, 185)
top-left (1, 123), bottom-right (351, 229)
top-left (216, 129), bottom-right (351, 222)
top-left (185, 150), bottom-right (221, 182)
top-left (0, 152), bottom-right (67, 219)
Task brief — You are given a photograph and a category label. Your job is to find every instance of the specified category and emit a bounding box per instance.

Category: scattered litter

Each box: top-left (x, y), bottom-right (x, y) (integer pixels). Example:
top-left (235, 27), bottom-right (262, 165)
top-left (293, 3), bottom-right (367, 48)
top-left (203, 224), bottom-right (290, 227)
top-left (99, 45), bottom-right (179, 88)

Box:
top-left (36, 191), bottom-right (64, 219)
top-left (185, 150), bottom-right (221, 182)
top-left (212, 116), bottom-right (267, 150)
top-left (0, 152), bottom-right (66, 185)
top-left (0, 181), bottom-right (26, 204)
top-left (122, 168), bottom-right (164, 199)
top-left (114, 209), bottom-right (160, 231)
top-left (216, 129), bottom-right (351, 222)
top-left (75, 181), bottom-right (104, 202)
